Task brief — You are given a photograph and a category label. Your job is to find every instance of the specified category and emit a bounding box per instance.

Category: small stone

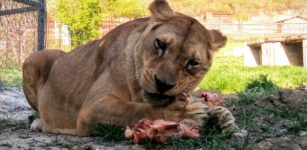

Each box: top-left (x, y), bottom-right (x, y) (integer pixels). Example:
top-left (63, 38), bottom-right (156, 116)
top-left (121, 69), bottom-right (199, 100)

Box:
top-left (299, 131), bottom-right (307, 137)
top-left (278, 129), bottom-right (288, 135)
top-left (296, 136), bottom-right (307, 149)
top-left (233, 129), bottom-right (248, 138)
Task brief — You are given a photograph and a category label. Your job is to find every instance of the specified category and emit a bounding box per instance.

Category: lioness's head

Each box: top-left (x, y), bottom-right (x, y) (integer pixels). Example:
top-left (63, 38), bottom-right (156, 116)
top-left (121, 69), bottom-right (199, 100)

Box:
top-left (136, 0), bottom-right (226, 107)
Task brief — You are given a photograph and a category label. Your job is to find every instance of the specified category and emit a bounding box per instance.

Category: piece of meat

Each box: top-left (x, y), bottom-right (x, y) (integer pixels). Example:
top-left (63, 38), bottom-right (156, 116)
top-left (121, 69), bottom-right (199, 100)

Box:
top-left (125, 119), bottom-right (200, 144)
top-left (125, 91), bottom-right (223, 144)
top-left (200, 91), bottom-right (224, 107)
top-left (179, 123), bottom-right (200, 137)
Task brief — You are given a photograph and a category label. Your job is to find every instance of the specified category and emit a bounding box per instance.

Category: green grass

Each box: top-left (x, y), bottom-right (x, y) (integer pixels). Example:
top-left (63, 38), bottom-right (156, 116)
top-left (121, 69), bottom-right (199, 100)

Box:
top-left (0, 118), bottom-right (27, 132)
top-left (140, 130), bottom-right (235, 150)
top-left (89, 77), bottom-right (307, 149)
top-left (0, 68), bottom-right (22, 87)
top-left (233, 105), bottom-right (307, 145)
top-left (199, 56), bottom-right (307, 93)
top-left (233, 75), bottom-right (279, 105)
top-left (0, 118), bottom-right (10, 130)
top-left (199, 36), bottom-right (307, 93)
top-left (28, 111), bottom-right (40, 124)
top-left (92, 124), bottom-right (126, 142)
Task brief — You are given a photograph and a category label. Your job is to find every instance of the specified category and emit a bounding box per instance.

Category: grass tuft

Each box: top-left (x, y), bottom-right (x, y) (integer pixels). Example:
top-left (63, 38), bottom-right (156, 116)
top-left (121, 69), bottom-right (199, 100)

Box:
top-left (141, 129), bottom-right (235, 150)
top-left (28, 111), bottom-right (40, 123)
top-left (245, 74), bottom-right (278, 92)
top-left (265, 108), bottom-right (307, 135)
top-left (0, 118), bottom-right (10, 130)
top-left (0, 118), bottom-right (28, 132)
top-left (91, 124), bottom-right (126, 142)
top-left (233, 75), bottom-right (279, 105)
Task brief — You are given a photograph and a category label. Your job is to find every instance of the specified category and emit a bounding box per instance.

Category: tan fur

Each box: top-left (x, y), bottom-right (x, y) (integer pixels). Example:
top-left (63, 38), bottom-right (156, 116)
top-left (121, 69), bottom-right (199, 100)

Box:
top-left (23, 0), bottom-right (232, 136)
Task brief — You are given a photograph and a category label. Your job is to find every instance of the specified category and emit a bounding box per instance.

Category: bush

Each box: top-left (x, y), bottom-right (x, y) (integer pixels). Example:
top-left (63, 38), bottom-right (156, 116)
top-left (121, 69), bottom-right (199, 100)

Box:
top-left (236, 75), bottom-right (279, 105)
top-left (245, 74), bottom-right (279, 93)
top-left (55, 0), bottom-right (103, 48)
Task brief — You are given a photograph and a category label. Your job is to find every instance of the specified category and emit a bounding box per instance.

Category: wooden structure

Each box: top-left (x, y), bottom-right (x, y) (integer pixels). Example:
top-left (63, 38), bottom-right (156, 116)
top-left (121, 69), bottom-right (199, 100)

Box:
top-left (244, 35), bottom-right (307, 69)
top-left (276, 16), bottom-right (307, 34)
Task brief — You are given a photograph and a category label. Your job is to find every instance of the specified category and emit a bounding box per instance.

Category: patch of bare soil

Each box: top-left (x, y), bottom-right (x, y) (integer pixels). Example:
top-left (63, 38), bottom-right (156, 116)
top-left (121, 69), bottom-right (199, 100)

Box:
top-left (0, 127), bottom-right (143, 150)
top-left (0, 88), bottom-right (143, 150)
top-left (239, 88), bottom-right (307, 150)
top-left (252, 89), bottom-right (307, 116)
top-left (253, 136), bottom-right (307, 150)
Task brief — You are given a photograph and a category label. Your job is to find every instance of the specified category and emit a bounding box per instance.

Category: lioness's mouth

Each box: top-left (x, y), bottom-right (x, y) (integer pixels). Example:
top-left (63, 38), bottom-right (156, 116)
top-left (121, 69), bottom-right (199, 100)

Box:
top-left (146, 92), bottom-right (174, 99)
top-left (144, 91), bottom-right (176, 107)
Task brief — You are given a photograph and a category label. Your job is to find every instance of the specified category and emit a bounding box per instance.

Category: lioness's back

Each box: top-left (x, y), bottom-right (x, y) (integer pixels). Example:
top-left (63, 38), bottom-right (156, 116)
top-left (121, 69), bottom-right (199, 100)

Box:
top-left (45, 18), bottom-right (150, 106)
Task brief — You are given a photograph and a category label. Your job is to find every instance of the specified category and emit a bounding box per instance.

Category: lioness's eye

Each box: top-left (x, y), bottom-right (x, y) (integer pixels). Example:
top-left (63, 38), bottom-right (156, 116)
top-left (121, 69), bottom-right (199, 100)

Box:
top-left (187, 59), bottom-right (199, 66)
top-left (186, 59), bottom-right (200, 74)
top-left (155, 39), bottom-right (167, 56)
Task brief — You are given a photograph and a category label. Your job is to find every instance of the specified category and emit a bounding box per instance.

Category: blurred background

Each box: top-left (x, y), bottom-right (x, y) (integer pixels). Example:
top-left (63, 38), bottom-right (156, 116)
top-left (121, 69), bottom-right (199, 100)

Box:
top-left (1, 0), bottom-right (307, 93)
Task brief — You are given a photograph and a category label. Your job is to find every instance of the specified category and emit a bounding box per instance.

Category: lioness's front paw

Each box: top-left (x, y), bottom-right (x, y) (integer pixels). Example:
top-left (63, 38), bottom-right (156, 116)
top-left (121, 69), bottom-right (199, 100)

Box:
top-left (210, 106), bottom-right (239, 132)
top-left (184, 101), bottom-right (211, 126)
top-left (30, 118), bottom-right (43, 132)
top-left (222, 123), bottom-right (239, 133)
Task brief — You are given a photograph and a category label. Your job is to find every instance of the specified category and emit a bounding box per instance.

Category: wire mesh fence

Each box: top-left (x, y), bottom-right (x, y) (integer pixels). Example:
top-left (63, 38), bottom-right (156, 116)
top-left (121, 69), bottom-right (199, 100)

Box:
top-left (46, 17), bottom-right (307, 51)
top-left (0, 0), bottom-right (43, 87)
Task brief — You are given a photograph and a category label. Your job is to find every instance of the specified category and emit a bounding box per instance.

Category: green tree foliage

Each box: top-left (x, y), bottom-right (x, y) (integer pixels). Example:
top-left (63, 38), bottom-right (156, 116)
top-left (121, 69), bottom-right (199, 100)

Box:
top-left (54, 0), bottom-right (102, 48)
top-left (100, 0), bottom-right (148, 18)
top-left (262, 0), bottom-right (306, 15)
top-left (169, 0), bottom-right (306, 20)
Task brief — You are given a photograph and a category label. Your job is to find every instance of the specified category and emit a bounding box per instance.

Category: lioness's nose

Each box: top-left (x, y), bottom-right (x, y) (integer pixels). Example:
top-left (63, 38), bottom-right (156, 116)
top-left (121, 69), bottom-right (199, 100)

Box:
top-left (155, 75), bottom-right (176, 93)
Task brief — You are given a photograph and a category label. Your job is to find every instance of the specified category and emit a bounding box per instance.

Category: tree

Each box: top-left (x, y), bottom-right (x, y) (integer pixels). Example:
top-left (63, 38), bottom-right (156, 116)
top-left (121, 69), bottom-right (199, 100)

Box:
top-left (169, 0), bottom-right (306, 21)
top-left (54, 0), bottom-right (102, 48)
top-left (262, 0), bottom-right (306, 15)
top-left (100, 0), bottom-right (148, 18)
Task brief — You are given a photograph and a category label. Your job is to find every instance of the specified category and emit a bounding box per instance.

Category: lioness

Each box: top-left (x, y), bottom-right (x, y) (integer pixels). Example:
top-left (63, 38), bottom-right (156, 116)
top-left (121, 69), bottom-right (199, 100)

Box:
top-left (23, 0), bottom-right (237, 136)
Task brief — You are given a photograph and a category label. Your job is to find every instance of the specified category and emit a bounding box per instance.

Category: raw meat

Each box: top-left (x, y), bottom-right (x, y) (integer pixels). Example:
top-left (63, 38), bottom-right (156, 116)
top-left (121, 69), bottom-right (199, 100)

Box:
top-left (200, 91), bottom-right (224, 107)
top-left (125, 119), bottom-right (200, 143)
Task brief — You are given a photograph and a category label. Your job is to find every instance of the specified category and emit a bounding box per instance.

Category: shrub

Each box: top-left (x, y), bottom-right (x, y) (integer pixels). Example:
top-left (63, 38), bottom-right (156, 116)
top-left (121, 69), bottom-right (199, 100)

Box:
top-left (245, 74), bottom-right (279, 93)
top-left (236, 75), bottom-right (279, 105)
top-left (55, 0), bottom-right (103, 48)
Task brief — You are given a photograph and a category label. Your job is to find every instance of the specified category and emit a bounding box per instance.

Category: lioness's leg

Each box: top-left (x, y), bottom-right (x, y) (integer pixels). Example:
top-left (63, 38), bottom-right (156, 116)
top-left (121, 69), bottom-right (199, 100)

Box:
top-left (22, 49), bottom-right (65, 110)
top-left (75, 98), bottom-right (209, 136)
top-left (23, 50), bottom-right (65, 133)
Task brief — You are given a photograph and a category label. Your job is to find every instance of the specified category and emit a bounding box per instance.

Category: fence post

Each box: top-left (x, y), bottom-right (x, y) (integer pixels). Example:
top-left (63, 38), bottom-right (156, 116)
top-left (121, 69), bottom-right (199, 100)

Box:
top-left (37, 0), bottom-right (46, 51)
top-left (303, 40), bottom-right (307, 69)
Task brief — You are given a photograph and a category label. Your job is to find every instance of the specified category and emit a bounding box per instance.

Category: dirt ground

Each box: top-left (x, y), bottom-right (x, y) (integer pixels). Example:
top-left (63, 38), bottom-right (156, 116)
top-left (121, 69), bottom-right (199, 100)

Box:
top-left (0, 87), bottom-right (307, 150)
top-left (243, 88), bottom-right (307, 150)
top-left (0, 88), bottom-right (144, 150)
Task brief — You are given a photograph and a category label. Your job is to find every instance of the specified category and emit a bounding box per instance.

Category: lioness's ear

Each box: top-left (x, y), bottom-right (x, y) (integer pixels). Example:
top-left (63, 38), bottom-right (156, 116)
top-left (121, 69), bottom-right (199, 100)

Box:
top-left (149, 0), bottom-right (174, 21)
top-left (208, 30), bottom-right (227, 51)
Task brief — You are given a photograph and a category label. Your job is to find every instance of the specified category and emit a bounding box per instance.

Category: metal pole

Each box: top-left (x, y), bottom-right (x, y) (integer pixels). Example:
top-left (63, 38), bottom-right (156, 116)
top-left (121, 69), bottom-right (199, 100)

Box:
top-left (37, 0), bottom-right (46, 51)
